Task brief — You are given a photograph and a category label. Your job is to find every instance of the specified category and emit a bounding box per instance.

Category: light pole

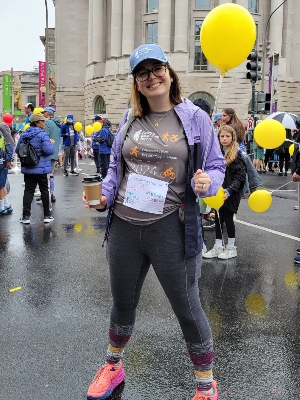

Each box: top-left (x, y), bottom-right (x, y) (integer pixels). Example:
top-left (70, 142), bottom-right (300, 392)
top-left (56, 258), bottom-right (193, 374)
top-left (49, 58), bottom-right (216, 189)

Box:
top-left (45, 0), bottom-right (49, 107)
top-left (40, 84), bottom-right (47, 108)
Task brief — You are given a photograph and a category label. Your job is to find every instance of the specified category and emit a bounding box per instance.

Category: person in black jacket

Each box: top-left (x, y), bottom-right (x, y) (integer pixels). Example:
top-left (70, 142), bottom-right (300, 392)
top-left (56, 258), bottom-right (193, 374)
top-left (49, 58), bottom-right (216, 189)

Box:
top-left (203, 125), bottom-right (246, 260)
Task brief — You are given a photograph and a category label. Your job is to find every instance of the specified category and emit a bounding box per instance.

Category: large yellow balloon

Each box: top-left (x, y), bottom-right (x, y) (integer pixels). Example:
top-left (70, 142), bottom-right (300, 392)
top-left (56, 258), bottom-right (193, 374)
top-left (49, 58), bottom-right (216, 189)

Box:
top-left (254, 119), bottom-right (286, 149)
top-left (248, 190), bottom-right (272, 213)
top-left (85, 125), bottom-right (94, 135)
top-left (74, 122), bottom-right (82, 132)
top-left (23, 123), bottom-right (30, 131)
top-left (64, 117), bottom-right (67, 124)
top-left (93, 122), bottom-right (102, 132)
top-left (289, 143), bottom-right (295, 157)
top-left (203, 187), bottom-right (224, 210)
top-left (200, 4), bottom-right (256, 75)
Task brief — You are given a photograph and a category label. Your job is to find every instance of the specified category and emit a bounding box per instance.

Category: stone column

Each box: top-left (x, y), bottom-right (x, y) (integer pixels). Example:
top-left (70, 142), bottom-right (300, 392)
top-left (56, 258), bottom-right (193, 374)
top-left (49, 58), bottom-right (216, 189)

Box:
top-left (93, 0), bottom-right (105, 62)
top-left (174, 0), bottom-right (188, 52)
top-left (236, 0), bottom-right (248, 8)
top-left (158, 0), bottom-right (171, 53)
top-left (111, 0), bottom-right (122, 57)
top-left (88, 0), bottom-right (93, 64)
top-left (269, 0), bottom-right (284, 56)
top-left (122, 0), bottom-right (135, 55)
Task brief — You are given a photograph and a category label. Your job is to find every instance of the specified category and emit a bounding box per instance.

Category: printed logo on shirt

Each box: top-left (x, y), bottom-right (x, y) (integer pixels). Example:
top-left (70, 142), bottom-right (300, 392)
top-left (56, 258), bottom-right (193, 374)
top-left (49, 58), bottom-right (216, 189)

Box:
top-left (134, 130), bottom-right (159, 142)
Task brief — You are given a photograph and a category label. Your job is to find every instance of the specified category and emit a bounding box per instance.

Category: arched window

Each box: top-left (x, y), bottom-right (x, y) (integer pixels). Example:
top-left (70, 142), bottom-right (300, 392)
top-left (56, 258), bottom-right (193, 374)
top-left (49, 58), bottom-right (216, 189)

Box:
top-left (94, 96), bottom-right (106, 115)
top-left (188, 91), bottom-right (215, 110)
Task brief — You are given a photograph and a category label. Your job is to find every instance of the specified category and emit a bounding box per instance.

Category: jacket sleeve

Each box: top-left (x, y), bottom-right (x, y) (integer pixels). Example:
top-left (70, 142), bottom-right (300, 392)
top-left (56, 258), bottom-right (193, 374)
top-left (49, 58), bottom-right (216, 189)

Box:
top-left (191, 110), bottom-right (226, 198)
top-left (5, 143), bottom-right (14, 161)
top-left (61, 124), bottom-right (67, 137)
top-left (0, 123), bottom-right (14, 145)
top-left (226, 157), bottom-right (247, 196)
top-left (41, 133), bottom-right (54, 156)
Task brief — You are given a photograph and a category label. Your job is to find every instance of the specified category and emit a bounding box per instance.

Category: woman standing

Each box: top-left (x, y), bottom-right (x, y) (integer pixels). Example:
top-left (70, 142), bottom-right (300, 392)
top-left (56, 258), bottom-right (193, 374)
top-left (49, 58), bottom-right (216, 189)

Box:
top-left (83, 44), bottom-right (225, 400)
top-left (16, 114), bottom-right (54, 224)
top-left (221, 108), bottom-right (246, 152)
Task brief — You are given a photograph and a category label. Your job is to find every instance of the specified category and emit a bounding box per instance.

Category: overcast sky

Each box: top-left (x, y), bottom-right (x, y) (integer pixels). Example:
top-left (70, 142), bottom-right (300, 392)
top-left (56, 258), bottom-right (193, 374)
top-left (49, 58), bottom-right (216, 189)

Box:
top-left (0, 0), bottom-right (55, 72)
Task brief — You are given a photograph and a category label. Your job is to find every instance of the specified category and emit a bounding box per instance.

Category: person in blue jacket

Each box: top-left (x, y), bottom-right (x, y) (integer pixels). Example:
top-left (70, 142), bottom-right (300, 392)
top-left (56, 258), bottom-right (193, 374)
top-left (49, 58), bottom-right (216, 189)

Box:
top-left (60, 114), bottom-right (79, 176)
top-left (91, 115), bottom-right (102, 174)
top-left (16, 113), bottom-right (54, 224)
top-left (98, 119), bottom-right (112, 178)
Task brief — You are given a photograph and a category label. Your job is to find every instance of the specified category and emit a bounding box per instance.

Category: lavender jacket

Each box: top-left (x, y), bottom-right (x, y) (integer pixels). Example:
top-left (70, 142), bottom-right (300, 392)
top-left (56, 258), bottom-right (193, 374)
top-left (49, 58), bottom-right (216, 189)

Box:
top-left (102, 98), bottom-right (225, 257)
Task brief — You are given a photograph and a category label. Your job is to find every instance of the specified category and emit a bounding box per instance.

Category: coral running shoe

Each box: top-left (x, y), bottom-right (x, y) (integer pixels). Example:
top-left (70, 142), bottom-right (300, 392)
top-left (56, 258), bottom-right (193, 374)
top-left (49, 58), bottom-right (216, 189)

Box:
top-left (87, 361), bottom-right (125, 400)
top-left (192, 380), bottom-right (219, 400)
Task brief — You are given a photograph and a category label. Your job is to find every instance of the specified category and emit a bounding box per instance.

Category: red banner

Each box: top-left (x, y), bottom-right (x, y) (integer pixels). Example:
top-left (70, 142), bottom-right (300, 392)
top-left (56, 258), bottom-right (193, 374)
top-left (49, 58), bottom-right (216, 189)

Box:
top-left (39, 61), bottom-right (46, 107)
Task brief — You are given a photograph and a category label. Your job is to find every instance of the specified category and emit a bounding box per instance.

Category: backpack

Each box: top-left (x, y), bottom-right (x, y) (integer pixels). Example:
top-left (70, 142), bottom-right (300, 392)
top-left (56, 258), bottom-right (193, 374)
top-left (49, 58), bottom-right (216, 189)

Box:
top-left (0, 134), bottom-right (6, 172)
top-left (17, 138), bottom-right (40, 167)
top-left (106, 131), bottom-right (115, 147)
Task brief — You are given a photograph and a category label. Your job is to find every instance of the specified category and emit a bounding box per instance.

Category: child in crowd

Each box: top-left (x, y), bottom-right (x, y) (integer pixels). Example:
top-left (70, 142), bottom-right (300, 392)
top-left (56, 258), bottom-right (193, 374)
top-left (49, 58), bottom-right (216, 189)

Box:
top-left (203, 125), bottom-right (246, 260)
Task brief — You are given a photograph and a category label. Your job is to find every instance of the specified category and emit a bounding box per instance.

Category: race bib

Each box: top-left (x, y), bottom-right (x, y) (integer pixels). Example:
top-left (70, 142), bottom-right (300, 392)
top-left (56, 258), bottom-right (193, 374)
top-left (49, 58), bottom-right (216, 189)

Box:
top-left (123, 173), bottom-right (168, 214)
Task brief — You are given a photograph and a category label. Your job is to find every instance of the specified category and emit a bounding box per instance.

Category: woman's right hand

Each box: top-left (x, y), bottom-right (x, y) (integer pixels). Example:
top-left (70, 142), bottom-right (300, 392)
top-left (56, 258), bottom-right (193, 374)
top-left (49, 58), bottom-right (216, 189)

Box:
top-left (82, 191), bottom-right (107, 210)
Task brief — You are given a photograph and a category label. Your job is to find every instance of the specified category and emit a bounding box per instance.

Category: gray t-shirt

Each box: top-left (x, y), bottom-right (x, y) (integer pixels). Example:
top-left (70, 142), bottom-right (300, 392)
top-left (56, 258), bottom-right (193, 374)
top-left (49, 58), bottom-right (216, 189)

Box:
top-left (113, 109), bottom-right (189, 225)
top-left (69, 128), bottom-right (75, 145)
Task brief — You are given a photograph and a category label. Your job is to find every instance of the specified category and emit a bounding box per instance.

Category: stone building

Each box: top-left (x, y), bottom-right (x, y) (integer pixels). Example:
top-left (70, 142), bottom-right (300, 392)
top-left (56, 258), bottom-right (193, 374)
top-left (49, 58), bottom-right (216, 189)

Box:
top-left (53, 0), bottom-right (300, 125)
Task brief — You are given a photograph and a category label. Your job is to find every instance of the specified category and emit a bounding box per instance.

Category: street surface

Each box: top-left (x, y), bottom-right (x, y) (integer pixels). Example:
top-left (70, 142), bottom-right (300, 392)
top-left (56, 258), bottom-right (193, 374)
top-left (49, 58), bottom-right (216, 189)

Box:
top-left (1, 160), bottom-right (300, 400)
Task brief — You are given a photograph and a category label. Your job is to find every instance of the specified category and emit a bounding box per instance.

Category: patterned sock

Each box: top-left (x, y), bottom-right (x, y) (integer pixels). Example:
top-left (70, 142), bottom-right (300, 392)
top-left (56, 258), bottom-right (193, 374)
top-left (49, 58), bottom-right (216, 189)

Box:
top-left (4, 196), bottom-right (9, 207)
top-left (187, 339), bottom-right (214, 392)
top-left (50, 176), bottom-right (55, 195)
top-left (106, 321), bottom-right (134, 364)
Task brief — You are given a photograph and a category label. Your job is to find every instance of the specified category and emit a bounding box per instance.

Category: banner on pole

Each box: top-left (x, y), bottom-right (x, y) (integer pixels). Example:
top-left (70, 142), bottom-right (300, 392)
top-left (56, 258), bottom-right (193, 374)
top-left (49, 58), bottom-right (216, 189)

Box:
top-left (3, 74), bottom-right (11, 113)
top-left (49, 63), bottom-right (56, 108)
top-left (39, 61), bottom-right (46, 107)
top-left (13, 75), bottom-right (22, 115)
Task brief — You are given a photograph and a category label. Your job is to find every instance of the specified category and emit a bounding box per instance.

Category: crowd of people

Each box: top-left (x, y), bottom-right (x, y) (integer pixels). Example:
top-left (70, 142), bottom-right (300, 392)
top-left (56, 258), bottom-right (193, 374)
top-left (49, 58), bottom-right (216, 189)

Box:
top-left (1, 43), bottom-right (300, 400)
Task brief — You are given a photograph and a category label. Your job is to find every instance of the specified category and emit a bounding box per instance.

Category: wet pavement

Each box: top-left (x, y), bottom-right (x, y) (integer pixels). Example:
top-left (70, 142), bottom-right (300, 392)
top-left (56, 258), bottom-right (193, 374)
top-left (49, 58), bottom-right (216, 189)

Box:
top-left (1, 162), bottom-right (300, 400)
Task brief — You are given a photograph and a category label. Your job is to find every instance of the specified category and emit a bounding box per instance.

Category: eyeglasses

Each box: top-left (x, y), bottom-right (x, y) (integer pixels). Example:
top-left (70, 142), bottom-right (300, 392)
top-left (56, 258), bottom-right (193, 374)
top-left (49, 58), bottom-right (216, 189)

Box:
top-left (135, 64), bottom-right (168, 82)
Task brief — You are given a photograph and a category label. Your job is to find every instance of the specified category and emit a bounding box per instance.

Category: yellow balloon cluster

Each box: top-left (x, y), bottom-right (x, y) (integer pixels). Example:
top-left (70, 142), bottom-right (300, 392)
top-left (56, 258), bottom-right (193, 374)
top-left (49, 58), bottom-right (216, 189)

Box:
top-left (248, 190), bottom-right (272, 213)
top-left (203, 187), bottom-right (224, 210)
top-left (254, 120), bottom-right (285, 149)
top-left (85, 125), bottom-right (94, 135)
top-left (200, 4), bottom-right (256, 75)
top-left (74, 122), bottom-right (82, 132)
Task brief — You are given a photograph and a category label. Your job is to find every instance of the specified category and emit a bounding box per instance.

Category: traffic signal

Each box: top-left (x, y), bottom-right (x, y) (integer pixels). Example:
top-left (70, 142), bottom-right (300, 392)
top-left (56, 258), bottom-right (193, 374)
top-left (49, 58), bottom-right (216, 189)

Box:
top-left (256, 92), bottom-right (271, 113)
top-left (246, 49), bottom-right (262, 82)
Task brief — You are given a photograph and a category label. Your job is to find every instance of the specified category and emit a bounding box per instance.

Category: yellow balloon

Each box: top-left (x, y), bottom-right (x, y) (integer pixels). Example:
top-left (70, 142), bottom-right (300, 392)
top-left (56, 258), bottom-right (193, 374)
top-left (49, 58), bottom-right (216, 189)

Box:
top-left (23, 123), bottom-right (30, 131)
top-left (93, 122), bottom-right (102, 132)
top-left (248, 190), bottom-right (272, 213)
top-left (203, 186), bottom-right (224, 210)
top-left (64, 117), bottom-right (67, 124)
top-left (200, 4), bottom-right (256, 75)
top-left (74, 122), bottom-right (82, 132)
top-left (289, 143), bottom-right (295, 157)
top-left (85, 125), bottom-right (94, 135)
top-left (254, 119), bottom-right (286, 149)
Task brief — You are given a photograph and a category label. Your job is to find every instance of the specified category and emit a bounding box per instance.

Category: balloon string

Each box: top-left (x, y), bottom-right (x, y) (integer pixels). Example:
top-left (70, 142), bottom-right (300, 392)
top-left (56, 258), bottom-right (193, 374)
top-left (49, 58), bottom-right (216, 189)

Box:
top-left (270, 181), bottom-right (294, 193)
top-left (202, 74), bottom-right (223, 171)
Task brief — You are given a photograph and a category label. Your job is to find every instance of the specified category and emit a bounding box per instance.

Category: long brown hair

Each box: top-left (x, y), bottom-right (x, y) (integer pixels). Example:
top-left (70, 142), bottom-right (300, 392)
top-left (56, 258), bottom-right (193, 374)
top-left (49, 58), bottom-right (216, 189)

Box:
top-left (130, 63), bottom-right (183, 117)
top-left (222, 108), bottom-right (245, 143)
top-left (218, 125), bottom-right (238, 166)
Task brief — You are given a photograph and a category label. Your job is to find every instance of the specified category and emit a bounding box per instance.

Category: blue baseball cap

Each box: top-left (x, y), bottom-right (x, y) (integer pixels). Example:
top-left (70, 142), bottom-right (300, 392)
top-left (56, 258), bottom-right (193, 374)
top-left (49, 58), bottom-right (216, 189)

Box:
top-left (130, 44), bottom-right (168, 74)
top-left (41, 107), bottom-right (55, 114)
top-left (66, 114), bottom-right (74, 123)
top-left (213, 113), bottom-right (222, 123)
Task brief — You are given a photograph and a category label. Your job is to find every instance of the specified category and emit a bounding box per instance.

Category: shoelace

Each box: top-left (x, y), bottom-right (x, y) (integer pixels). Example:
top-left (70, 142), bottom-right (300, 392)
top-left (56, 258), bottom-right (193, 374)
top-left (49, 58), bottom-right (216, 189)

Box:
top-left (94, 365), bottom-right (115, 386)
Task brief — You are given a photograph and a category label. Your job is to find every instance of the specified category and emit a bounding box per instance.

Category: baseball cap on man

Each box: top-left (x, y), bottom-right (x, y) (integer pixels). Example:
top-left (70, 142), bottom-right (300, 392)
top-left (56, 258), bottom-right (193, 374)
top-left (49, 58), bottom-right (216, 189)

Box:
top-left (93, 114), bottom-right (102, 121)
top-left (66, 114), bottom-right (74, 123)
top-left (213, 113), bottom-right (222, 123)
top-left (41, 107), bottom-right (55, 114)
top-left (22, 103), bottom-right (34, 111)
top-left (29, 114), bottom-right (46, 123)
top-left (130, 44), bottom-right (168, 74)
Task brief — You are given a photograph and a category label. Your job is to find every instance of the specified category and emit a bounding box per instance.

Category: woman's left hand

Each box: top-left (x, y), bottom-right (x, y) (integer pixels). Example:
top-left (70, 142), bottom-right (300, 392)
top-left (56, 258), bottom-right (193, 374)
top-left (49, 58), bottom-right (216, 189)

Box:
top-left (222, 190), bottom-right (229, 201)
top-left (193, 169), bottom-right (211, 193)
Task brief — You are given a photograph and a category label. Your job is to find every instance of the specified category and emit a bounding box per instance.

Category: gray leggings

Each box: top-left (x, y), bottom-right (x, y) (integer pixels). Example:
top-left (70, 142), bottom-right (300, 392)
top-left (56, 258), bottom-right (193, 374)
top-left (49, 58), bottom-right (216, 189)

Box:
top-left (63, 145), bottom-right (76, 172)
top-left (107, 212), bottom-right (212, 344)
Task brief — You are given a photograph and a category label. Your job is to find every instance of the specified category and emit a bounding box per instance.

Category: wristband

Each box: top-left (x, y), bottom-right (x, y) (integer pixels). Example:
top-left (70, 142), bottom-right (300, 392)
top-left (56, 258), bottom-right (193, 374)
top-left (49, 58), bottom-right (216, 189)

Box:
top-left (224, 189), bottom-right (230, 197)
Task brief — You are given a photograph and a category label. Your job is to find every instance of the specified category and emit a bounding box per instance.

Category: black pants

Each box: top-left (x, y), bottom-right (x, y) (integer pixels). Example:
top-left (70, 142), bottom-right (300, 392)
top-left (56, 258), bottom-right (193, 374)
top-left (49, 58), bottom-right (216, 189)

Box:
top-left (215, 206), bottom-right (235, 240)
top-left (23, 174), bottom-right (50, 217)
top-left (99, 153), bottom-right (110, 178)
top-left (264, 149), bottom-right (274, 170)
top-left (93, 149), bottom-right (101, 173)
top-left (279, 151), bottom-right (290, 172)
